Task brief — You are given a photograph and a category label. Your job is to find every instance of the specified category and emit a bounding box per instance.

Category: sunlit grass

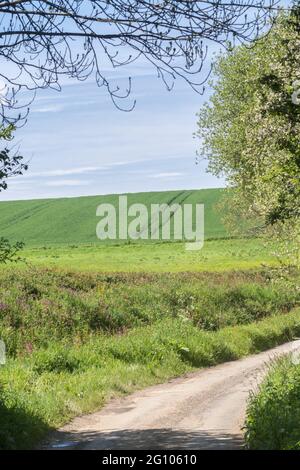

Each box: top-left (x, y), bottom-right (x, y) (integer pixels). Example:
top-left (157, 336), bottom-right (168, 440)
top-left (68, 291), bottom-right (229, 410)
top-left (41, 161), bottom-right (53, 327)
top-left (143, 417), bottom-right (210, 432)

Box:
top-left (245, 356), bottom-right (300, 450)
top-left (17, 238), bottom-right (278, 272)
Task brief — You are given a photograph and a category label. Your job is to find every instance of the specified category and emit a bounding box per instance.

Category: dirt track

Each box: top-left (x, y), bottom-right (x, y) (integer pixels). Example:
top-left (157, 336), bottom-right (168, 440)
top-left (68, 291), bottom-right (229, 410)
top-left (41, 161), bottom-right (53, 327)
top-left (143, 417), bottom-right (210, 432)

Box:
top-left (45, 340), bottom-right (300, 450)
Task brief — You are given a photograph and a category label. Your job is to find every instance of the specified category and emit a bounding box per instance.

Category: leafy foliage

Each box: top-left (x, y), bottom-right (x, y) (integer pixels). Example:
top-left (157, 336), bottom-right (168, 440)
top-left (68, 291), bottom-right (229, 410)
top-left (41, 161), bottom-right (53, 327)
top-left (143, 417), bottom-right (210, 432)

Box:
top-left (0, 148), bottom-right (27, 192)
top-left (245, 356), bottom-right (300, 449)
top-left (0, 238), bottom-right (24, 264)
top-left (0, 125), bottom-right (27, 263)
top-left (196, 7), bottom-right (300, 247)
top-left (0, 125), bottom-right (27, 192)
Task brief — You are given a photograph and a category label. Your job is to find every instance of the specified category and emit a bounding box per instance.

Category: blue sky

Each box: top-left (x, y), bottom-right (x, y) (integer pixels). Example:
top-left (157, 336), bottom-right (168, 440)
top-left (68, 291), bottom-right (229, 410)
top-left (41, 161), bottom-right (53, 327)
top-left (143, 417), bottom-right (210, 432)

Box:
top-left (2, 0), bottom-right (291, 201)
top-left (2, 61), bottom-right (225, 201)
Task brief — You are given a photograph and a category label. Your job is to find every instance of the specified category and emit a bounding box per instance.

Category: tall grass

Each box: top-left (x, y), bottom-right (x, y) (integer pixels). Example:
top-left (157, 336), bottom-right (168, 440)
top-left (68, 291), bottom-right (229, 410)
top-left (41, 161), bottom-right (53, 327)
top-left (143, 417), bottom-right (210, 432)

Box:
top-left (0, 267), bottom-right (299, 355)
top-left (1, 310), bottom-right (300, 449)
top-left (245, 356), bottom-right (300, 449)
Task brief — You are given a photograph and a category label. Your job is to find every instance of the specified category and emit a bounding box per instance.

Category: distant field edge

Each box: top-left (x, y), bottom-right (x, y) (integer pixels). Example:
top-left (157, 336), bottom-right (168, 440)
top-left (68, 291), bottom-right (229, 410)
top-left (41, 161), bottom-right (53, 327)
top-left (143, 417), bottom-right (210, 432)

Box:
top-left (14, 237), bottom-right (279, 273)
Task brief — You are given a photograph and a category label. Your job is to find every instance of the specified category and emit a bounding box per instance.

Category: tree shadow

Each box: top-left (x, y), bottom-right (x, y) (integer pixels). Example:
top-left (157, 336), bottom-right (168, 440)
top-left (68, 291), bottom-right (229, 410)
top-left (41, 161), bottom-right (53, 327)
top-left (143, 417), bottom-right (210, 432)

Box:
top-left (45, 428), bottom-right (244, 450)
top-left (0, 401), bottom-right (52, 450)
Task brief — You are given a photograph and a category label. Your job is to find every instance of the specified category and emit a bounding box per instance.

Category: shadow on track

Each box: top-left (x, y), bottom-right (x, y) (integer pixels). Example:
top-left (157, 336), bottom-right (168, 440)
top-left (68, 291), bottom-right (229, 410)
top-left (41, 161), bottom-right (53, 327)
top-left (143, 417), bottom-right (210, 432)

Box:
top-left (45, 427), bottom-right (244, 450)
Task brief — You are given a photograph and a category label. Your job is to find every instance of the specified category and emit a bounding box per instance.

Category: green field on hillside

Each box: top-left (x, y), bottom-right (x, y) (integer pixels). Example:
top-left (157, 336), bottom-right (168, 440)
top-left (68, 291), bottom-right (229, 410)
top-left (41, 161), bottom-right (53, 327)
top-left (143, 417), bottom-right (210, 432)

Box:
top-left (0, 187), bottom-right (278, 272)
top-left (0, 267), bottom-right (299, 449)
top-left (0, 189), bottom-right (229, 247)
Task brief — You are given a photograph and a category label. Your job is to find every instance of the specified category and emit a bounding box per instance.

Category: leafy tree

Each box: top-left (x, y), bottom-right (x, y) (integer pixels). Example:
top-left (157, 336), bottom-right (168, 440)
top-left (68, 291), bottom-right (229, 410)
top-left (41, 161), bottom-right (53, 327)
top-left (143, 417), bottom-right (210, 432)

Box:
top-left (0, 126), bottom-right (28, 191)
top-left (0, 125), bottom-right (26, 263)
top-left (0, 125), bottom-right (27, 190)
top-left (196, 5), bottom-right (300, 264)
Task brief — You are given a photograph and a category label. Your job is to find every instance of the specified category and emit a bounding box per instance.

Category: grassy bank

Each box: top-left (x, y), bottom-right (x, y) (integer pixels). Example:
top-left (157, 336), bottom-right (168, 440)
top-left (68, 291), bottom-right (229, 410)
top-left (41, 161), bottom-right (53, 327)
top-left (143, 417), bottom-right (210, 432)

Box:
top-left (0, 267), bottom-right (299, 449)
top-left (0, 268), bottom-right (299, 355)
top-left (1, 310), bottom-right (300, 450)
top-left (245, 356), bottom-right (300, 449)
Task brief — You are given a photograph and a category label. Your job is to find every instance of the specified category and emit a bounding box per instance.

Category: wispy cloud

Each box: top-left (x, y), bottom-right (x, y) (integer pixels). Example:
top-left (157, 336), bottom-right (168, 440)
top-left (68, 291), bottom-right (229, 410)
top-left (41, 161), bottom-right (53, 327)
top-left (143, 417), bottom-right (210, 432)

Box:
top-left (150, 172), bottom-right (184, 179)
top-left (22, 159), bottom-right (153, 179)
top-left (32, 104), bottom-right (65, 113)
top-left (25, 166), bottom-right (106, 178)
top-left (45, 179), bottom-right (91, 187)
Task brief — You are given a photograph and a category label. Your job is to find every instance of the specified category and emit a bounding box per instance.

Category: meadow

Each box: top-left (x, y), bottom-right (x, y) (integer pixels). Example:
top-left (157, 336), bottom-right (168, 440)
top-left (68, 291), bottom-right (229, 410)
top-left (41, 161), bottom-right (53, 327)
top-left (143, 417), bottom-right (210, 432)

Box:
top-left (0, 188), bottom-right (298, 449)
top-left (19, 238), bottom-right (277, 273)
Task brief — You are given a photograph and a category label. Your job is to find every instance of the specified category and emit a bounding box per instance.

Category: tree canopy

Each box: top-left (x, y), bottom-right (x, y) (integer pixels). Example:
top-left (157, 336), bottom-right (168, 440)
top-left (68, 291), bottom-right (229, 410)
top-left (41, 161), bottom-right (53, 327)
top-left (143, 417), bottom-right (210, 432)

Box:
top-left (196, 5), bottom-right (300, 238)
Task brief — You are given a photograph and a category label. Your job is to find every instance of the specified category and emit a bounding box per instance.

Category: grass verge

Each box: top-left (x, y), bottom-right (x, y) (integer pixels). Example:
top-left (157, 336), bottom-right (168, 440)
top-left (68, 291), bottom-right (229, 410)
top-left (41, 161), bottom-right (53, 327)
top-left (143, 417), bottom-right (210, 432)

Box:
top-left (1, 308), bottom-right (300, 450)
top-left (245, 354), bottom-right (300, 449)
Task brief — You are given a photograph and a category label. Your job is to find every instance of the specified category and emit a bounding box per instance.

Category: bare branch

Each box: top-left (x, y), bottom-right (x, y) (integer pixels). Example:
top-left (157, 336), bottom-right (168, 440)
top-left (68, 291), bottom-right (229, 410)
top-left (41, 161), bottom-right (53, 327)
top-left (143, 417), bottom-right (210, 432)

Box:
top-left (0, 1), bottom-right (285, 122)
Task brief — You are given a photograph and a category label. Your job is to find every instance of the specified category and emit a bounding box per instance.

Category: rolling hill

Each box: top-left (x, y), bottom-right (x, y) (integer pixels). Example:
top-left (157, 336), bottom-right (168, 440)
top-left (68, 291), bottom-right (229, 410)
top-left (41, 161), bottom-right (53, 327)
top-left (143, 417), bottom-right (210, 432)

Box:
top-left (0, 188), bottom-right (230, 247)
